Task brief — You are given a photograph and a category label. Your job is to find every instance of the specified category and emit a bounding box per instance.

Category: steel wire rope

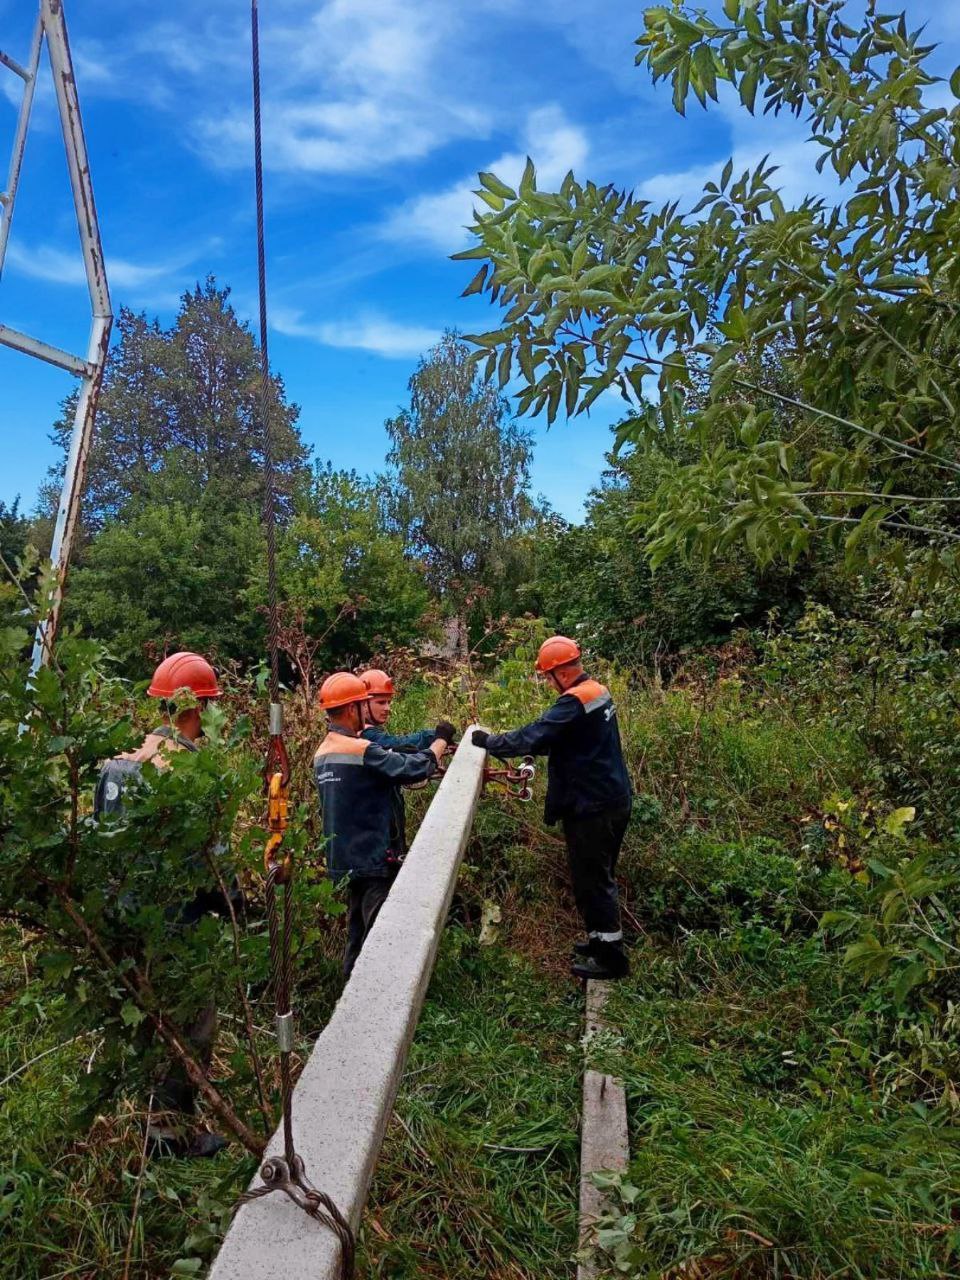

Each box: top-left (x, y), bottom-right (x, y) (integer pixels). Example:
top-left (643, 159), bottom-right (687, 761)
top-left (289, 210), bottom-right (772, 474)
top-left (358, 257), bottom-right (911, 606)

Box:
top-left (239, 4), bottom-right (355, 1274)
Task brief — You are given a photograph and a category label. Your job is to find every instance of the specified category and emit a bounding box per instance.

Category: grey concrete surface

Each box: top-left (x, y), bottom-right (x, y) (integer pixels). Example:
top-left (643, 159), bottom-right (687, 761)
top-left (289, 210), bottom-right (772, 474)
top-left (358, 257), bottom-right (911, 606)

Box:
top-left (209, 729), bottom-right (486, 1280)
top-left (577, 980), bottom-right (630, 1280)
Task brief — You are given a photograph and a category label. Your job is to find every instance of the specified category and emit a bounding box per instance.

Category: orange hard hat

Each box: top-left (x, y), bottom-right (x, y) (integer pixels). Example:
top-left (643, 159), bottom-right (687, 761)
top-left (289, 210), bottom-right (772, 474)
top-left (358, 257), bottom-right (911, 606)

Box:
top-left (360, 669), bottom-right (395, 697)
top-left (319, 672), bottom-right (369, 711)
top-left (148, 651), bottom-right (221, 699)
top-left (535, 635), bottom-right (581, 674)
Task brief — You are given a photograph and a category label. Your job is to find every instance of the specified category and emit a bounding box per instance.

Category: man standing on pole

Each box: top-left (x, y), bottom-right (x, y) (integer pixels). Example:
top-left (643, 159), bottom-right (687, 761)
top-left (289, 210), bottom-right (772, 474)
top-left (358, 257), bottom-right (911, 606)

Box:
top-left (472, 637), bottom-right (633, 980)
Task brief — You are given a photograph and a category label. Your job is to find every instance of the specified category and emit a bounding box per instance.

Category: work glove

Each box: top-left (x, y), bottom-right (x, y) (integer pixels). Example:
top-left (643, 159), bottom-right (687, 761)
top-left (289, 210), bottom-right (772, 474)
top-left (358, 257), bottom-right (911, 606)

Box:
top-left (434, 721), bottom-right (456, 745)
top-left (471, 729), bottom-right (490, 750)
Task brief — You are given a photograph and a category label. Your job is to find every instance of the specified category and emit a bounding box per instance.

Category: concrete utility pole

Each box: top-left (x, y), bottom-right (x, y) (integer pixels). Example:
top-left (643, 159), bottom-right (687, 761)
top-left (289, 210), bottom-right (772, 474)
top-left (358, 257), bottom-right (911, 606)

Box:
top-left (0, 1), bottom-right (112, 672)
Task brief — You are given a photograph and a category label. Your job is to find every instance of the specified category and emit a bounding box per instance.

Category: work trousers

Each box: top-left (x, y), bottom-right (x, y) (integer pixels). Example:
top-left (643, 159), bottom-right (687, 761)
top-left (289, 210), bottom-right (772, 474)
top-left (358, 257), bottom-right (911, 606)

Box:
top-left (344, 871), bottom-right (397, 978)
top-left (155, 1002), bottom-right (218, 1116)
top-left (561, 798), bottom-right (632, 941)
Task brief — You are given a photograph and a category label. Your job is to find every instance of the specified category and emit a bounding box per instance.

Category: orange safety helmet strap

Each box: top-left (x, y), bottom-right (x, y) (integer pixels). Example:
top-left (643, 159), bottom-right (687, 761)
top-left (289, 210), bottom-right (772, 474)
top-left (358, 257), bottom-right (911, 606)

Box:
top-left (319, 671), bottom-right (370, 711)
top-left (148, 651), bottom-right (221, 699)
top-left (535, 635), bottom-right (582, 674)
top-left (360, 668), bottom-right (395, 697)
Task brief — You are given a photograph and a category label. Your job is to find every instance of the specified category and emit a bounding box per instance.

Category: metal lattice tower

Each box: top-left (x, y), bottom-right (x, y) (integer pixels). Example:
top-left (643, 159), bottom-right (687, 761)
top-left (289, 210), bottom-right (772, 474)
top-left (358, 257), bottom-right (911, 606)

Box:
top-left (0, 0), bottom-right (112, 672)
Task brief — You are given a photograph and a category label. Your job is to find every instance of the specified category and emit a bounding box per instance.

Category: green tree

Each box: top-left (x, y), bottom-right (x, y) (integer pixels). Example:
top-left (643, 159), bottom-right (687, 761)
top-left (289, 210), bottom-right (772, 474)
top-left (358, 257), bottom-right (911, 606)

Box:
top-left (64, 478), bottom-right (264, 672)
top-left (384, 331), bottom-right (541, 644)
top-left (533, 441), bottom-right (804, 662)
top-left (457, 0), bottom-right (960, 578)
top-left (0, 498), bottom-right (29, 568)
top-left (47, 279), bottom-right (307, 528)
top-left (275, 463), bottom-right (431, 679)
top-left (0, 499), bottom-right (32, 628)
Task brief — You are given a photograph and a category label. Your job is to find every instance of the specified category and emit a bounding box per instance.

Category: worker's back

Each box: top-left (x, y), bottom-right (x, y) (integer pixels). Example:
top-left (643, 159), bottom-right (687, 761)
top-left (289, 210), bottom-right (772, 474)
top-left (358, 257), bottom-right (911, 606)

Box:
top-left (542, 676), bottom-right (631, 824)
top-left (314, 731), bottom-right (437, 881)
top-left (94, 727), bottom-right (196, 817)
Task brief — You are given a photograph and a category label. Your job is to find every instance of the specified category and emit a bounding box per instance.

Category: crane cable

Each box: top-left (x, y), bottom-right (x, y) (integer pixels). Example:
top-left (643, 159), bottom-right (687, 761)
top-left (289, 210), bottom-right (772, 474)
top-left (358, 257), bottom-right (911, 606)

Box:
top-left (238, 5), bottom-right (355, 1273)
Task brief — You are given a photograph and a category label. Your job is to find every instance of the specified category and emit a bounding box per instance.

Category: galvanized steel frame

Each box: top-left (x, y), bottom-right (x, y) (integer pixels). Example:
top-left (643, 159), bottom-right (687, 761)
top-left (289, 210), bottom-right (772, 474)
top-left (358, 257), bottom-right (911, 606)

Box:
top-left (0, 1), bottom-right (112, 670)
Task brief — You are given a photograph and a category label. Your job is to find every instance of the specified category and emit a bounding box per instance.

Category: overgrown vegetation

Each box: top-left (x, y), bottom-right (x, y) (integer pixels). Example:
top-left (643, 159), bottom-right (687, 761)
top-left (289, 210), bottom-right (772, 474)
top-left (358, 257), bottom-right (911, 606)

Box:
top-left (4, 1), bottom-right (960, 1275)
top-left (4, 602), bottom-right (960, 1276)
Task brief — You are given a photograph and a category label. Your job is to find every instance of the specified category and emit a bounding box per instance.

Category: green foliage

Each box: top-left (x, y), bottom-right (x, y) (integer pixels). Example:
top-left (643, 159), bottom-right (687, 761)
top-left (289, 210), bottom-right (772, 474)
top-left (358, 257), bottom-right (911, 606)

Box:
top-left (0, 625), bottom-right (264, 1119)
top-left (475, 616), bottom-right (554, 728)
top-left (532, 442), bottom-right (805, 661)
top-left (758, 579), bottom-right (960, 836)
top-left (62, 455), bottom-right (430, 679)
top-left (459, 0), bottom-right (960, 579)
top-left (64, 482), bottom-right (265, 672)
top-left (276, 463), bottom-right (431, 666)
top-left (361, 931), bottom-right (580, 1277)
top-left (0, 499), bottom-right (32, 628)
top-left (587, 929), bottom-right (960, 1279)
top-left (384, 330), bottom-right (543, 627)
top-left (36, 277), bottom-right (319, 674)
top-left (823, 850), bottom-right (960, 1017)
top-left (46, 282), bottom-right (307, 530)
top-left (3, 606), bottom-right (960, 1276)
top-left (637, 831), bottom-right (855, 933)
top-left (0, 498), bottom-right (28, 569)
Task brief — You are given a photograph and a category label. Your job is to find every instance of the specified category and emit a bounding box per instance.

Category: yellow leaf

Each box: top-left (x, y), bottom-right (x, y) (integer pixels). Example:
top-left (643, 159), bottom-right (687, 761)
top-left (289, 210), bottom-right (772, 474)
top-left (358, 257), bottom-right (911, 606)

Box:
top-left (883, 806), bottom-right (916, 837)
top-left (479, 899), bottom-right (502, 946)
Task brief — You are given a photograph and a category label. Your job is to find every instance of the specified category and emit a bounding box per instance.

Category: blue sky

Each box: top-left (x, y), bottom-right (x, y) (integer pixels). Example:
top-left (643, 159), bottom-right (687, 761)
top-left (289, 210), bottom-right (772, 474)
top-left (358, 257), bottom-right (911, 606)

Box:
top-left (2, 0), bottom-right (958, 522)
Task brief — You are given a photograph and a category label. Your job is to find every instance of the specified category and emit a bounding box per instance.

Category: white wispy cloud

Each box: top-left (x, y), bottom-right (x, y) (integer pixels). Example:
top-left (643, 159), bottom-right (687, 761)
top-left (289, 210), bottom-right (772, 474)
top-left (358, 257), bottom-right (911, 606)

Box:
top-left (6, 240), bottom-right (216, 301)
top-left (70, 40), bottom-right (120, 90)
top-left (382, 105), bottom-right (589, 253)
top-left (194, 0), bottom-right (490, 174)
top-left (272, 306), bottom-right (440, 359)
top-left (2, 75), bottom-right (22, 111)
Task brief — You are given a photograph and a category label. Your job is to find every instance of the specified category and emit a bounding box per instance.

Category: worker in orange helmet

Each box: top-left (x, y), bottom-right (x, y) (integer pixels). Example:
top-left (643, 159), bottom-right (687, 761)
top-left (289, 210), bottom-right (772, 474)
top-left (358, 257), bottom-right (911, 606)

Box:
top-left (96, 652), bottom-right (221, 820)
top-left (315, 672), bottom-right (455, 977)
top-left (94, 652), bottom-right (230, 1157)
top-left (359, 669), bottom-right (438, 752)
top-left (359, 668), bottom-right (448, 866)
top-left (472, 637), bottom-right (633, 981)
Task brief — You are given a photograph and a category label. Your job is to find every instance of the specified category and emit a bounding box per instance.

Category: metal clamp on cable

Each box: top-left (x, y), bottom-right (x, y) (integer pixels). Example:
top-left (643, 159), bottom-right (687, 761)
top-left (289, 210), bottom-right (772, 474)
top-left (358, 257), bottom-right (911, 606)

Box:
top-left (265, 703), bottom-right (291, 789)
top-left (274, 1010), bottom-right (294, 1053)
top-left (241, 1155), bottom-right (356, 1275)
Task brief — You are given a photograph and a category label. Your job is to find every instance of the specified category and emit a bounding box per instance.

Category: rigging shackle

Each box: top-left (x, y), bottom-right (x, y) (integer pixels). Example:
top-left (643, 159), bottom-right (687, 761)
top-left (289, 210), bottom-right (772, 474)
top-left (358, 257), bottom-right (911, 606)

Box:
top-left (263, 769), bottom-right (292, 883)
top-left (483, 755), bottom-right (536, 803)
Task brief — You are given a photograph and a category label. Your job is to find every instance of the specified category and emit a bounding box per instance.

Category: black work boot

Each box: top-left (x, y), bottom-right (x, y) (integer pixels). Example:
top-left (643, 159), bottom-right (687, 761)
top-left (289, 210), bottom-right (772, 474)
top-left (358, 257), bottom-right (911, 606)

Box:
top-left (146, 1123), bottom-right (227, 1159)
top-left (571, 941), bottom-right (629, 981)
top-left (185, 1131), bottom-right (229, 1158)
top-left (572, 937), bottom-right (595, 957)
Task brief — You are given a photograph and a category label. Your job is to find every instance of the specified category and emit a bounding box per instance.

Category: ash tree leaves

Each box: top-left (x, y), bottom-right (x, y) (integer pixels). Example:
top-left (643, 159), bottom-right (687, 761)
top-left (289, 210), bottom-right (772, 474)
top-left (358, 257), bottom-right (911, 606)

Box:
top-left (456, 0), bottom-right (960, 579)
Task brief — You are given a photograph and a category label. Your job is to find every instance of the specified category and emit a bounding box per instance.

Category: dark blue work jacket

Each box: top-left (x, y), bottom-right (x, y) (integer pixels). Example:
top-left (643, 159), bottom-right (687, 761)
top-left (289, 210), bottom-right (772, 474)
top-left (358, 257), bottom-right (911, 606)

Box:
top-left (361, 725), bottom-right (435, 752)
top-left (314, 729), bottom-right (438, 881)
top-left (484, 675), bottom-right (632, 825)
top-left (361, 724), bottom-right (437, 854)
